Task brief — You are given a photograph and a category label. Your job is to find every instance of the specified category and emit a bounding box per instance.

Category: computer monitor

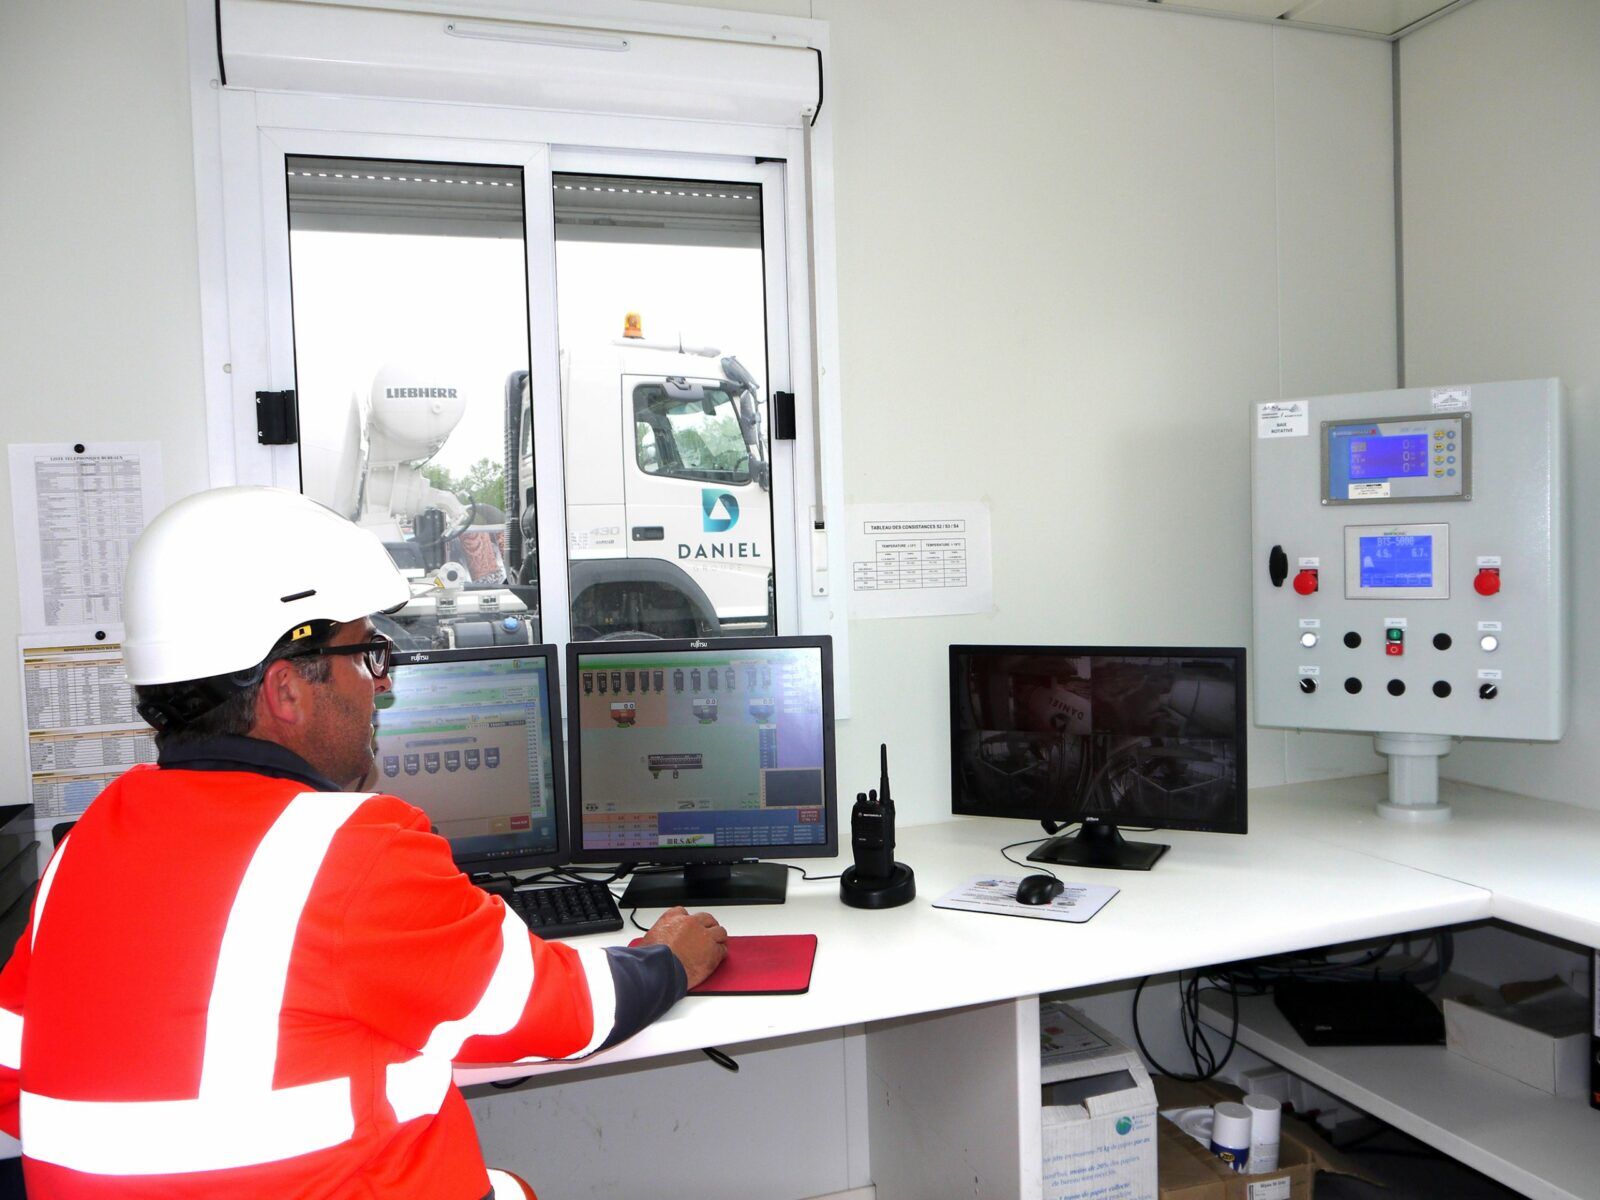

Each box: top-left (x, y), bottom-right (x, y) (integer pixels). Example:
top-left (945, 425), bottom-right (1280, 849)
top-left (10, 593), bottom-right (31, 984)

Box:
top-left (375, 644), bottom-right (566, 874)
top-left (950, 645), bottom-right (1247, 870)
top-left (566, 636), bottom-right (838, 907)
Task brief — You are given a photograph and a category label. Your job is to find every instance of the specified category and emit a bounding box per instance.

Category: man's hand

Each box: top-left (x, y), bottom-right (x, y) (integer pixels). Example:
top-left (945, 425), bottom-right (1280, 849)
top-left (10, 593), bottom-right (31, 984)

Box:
top-left (637, 906), bottom-right (728, 989)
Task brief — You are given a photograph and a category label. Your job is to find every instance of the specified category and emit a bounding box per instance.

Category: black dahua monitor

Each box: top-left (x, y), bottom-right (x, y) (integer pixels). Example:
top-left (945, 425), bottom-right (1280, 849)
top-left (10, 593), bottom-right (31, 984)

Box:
top-left (566, 636), bottom-right (838, 907)
top-left (950, 645), bottom-right (1247, 870)
top-left (376, 644), bottom-right (566, 873)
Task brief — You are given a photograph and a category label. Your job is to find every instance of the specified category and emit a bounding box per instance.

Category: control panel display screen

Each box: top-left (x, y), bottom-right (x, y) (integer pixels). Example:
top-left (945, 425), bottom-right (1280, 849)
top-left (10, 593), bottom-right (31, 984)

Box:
top-left (1323, 414), bottom-right (1468, 504)
top-left (1348, 435), bottom-right (1428, 480)
top-left (1343, 522), bottom-right (1450, 600)
top-left (1358, 534), bottom-right (1434, 589)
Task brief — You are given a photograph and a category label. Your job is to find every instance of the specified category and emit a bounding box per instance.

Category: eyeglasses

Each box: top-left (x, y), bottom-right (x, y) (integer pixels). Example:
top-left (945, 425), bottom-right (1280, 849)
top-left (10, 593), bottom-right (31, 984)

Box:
top-left (283, 637), bottom-right (393, 679)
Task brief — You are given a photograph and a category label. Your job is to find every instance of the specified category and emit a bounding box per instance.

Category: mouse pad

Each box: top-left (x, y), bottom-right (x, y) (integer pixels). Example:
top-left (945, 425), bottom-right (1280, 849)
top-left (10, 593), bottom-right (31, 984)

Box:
top-left (933, 875), bottom-right (1119, 923)
top-left (629, 933), bottom-right (818, 995)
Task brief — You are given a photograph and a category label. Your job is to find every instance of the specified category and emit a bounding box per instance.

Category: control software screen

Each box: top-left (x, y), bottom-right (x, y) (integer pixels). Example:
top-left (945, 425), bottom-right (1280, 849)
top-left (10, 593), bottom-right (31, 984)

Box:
top-left (1358, 533), bottom-right (1434, 589)
top-left (375, 653), bottom-right (559, 862)
top-left (573, 646), bottom-right (828, 853)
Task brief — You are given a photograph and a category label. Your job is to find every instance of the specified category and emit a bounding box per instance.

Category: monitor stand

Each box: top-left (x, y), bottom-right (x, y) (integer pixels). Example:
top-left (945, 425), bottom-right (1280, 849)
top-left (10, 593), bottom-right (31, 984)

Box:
top-left (618, 862), bottom-right (789, 908)
top-left (1026, 821), bottom-right (1169, 872)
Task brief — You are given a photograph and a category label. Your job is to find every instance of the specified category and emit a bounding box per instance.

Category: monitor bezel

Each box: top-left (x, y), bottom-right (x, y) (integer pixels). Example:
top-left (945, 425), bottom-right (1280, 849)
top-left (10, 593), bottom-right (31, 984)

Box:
top-left (948, 643), bottom-right (1248, 835)
top-left (565, 635), bottom-right (839, 866)
top-left (384, 642), bottom-right (568, 873)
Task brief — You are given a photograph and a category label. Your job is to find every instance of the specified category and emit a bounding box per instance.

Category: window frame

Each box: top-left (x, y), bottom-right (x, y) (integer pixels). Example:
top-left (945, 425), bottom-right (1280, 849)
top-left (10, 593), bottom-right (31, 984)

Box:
top-left (187, 4), bottom-right (850, 710)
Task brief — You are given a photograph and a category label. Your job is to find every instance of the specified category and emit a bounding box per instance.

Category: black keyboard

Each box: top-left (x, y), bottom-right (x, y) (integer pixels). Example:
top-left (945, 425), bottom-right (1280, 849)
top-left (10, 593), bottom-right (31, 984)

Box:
top-left (506, 881), bottom-right (624, 939)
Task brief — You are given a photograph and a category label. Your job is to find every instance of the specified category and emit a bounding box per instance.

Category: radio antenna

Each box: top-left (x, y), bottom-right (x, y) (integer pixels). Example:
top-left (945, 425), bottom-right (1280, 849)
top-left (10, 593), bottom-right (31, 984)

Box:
top-left (879, 743), bottom-right (892, 811)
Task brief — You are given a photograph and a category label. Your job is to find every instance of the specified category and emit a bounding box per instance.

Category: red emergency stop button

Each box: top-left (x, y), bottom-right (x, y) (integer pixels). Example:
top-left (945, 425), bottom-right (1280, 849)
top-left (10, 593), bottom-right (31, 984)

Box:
top-left (1474, 567), bottom-right (1501, 596)
top-left (1293, 569), bottom-right (1319, 596)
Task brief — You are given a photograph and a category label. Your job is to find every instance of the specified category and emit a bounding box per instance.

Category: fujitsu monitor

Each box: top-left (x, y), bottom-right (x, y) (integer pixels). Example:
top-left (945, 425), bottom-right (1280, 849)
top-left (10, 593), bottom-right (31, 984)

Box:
top-left (950, 645), bottom-right (1247, 870)
top-left (566, 636), bottom-right (838, 907)
top-left (375, 643), bottom-right (566, 873)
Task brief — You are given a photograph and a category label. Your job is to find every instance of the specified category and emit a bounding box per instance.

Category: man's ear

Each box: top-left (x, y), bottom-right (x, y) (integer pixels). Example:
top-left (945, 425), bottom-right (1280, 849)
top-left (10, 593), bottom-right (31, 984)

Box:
top-left (255, 659), bottom-right (312, 729)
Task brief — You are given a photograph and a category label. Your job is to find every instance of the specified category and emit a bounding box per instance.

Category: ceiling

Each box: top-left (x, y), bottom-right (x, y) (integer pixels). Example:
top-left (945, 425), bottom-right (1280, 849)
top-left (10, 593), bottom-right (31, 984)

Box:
top-left (1094, 0), bottom-right (1477, 40)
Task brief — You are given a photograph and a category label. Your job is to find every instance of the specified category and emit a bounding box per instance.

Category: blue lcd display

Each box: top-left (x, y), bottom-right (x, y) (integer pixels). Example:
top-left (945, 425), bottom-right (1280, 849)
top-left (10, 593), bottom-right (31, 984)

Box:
top-left (1359, 535), bottom-right (1433, 589)
top-left (1348, 434), bottom-right (1429, 480)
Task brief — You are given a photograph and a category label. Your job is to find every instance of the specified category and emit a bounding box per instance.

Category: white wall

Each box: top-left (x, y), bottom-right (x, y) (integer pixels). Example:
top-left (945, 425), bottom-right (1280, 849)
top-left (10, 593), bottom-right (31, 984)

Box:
top-left (1398, 0), bottom-right (1600, 809)
top-left (0, 0), bottom-right (208, 816)
top-left (813, 0), bottom-right (1397, 822)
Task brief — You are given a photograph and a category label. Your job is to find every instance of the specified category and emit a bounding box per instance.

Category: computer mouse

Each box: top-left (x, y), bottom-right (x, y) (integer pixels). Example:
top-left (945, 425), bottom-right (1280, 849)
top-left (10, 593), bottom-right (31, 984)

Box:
top-left (1015, 874), bottom-right (1064, 906)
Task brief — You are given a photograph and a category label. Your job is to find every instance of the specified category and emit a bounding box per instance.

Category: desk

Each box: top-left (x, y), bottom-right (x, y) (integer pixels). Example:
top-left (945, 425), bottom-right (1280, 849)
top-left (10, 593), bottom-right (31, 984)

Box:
top-left (457, 815), bottom-right (1489, 1087)
top-left (1202, 776), bottom-right (1600, 1200)
top-left (458, 804), bottom-right (1495, 1199)
top-left (1249, 773), bottom-right (1600, 948)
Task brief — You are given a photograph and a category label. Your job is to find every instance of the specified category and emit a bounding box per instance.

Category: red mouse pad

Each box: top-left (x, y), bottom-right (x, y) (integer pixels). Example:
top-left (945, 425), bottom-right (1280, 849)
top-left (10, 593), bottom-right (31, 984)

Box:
top-left (630, 933), bottom-right (818, 995)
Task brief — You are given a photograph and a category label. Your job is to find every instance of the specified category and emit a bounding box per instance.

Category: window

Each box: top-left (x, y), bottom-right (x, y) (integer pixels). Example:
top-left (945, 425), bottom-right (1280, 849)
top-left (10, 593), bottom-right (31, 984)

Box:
top-left (284, 156), bottom-right (534, 643)
top-left (197, 0), bottom-right (849, 705)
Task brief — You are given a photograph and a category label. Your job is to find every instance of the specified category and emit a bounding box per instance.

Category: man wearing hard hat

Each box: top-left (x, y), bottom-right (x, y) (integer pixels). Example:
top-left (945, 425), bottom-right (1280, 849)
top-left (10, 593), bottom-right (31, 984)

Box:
top-left (0, 486), bottom-right (727, 1199)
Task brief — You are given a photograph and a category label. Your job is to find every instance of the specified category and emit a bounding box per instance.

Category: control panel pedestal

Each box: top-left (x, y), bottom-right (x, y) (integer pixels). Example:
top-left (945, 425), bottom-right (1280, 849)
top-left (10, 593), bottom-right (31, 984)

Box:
top-left (1375, 732), bottom-right (1456, 823)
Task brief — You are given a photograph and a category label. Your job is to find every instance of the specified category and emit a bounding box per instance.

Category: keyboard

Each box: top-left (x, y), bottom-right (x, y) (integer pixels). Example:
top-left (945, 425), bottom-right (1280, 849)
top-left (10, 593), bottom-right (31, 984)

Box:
top-left (506, 880), bottom-right (624, 939)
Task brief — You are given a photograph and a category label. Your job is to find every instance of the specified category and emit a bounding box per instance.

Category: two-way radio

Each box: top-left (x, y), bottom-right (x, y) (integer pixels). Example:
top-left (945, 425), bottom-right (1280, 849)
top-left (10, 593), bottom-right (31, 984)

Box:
top-left (840, 743), bottom-right (916, 909)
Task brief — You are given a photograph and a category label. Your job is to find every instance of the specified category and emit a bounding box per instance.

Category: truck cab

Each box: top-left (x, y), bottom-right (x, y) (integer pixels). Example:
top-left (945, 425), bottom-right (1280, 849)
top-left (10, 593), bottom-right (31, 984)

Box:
top-left (507, 329), bottom-right (773, 640)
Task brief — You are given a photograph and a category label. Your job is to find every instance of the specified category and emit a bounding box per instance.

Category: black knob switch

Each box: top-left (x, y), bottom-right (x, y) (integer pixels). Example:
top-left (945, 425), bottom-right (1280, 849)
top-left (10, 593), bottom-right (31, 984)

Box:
top-left (1269, 545), bottom-right (1289, 588)
top-left (1479, 683), bottom-right (1498, 700)
top-left (1299, 677), bottom-right (1317, 694)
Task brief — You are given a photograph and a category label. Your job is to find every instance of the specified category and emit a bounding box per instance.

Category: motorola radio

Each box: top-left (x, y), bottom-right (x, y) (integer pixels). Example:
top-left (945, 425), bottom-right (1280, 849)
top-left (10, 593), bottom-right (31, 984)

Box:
top-left (840, 744), bottom-right (916, 909)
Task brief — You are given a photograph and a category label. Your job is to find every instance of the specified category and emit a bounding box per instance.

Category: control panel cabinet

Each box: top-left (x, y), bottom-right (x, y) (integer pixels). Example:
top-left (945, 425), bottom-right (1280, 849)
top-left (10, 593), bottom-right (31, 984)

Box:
top-left (1252, 380), bottom-right (1566, 742)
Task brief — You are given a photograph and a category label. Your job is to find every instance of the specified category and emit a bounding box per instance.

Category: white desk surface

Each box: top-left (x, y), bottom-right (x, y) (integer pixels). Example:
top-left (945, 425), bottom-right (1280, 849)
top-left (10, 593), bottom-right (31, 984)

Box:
top-left (1248, 774), bottom-right (1600, 949)
top-left (457, 813), bottom-right (1489, 1085)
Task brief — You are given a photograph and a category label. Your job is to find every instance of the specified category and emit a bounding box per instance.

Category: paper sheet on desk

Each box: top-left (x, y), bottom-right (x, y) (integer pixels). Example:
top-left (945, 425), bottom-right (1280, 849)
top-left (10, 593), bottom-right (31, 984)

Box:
top-left (933, 875), bottom-right (1118, 923)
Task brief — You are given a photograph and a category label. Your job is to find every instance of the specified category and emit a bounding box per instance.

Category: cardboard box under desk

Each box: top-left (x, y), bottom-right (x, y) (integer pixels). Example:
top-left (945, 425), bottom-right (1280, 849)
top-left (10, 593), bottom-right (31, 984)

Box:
top-left (1040, 1003), bottom-right (1159, 1200)
top-left (1443, 985), bottom-right (1590, 1098)
top-left (1156, 1114), bottom-right (1312, 1200)
top-left (1154, 1076), bottom-right (1376, 1195)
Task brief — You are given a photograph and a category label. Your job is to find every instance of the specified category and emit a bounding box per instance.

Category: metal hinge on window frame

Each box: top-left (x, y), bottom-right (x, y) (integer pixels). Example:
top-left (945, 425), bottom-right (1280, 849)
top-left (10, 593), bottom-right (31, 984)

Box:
top-left (772, 391), bottom-right (797, 441)
top-left (255, 389), bottom-right (298, 445)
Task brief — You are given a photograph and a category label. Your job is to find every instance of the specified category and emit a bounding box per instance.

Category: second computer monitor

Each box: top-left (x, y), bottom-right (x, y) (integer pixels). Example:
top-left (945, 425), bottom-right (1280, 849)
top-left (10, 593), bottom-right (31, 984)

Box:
top-left (566, 636), bottom-right (838, 907)
top-left (950, 645), bottom-right (1247, 869)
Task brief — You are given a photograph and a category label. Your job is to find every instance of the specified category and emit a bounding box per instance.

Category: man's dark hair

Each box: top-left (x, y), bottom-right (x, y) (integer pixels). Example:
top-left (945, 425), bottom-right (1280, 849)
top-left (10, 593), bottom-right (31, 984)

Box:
top-left (135, 627), bottom-right (334, 747)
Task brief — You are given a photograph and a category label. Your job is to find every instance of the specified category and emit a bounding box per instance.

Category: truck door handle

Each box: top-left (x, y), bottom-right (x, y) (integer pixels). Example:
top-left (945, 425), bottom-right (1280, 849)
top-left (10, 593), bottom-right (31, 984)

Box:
top-left (632, 526), bottom-right (665, 542)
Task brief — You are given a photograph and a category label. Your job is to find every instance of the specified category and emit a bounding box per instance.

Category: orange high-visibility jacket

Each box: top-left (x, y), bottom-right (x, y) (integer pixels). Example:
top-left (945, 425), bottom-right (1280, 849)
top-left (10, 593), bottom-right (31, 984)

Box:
top-left (0, 738), bottom-right (685, 1199)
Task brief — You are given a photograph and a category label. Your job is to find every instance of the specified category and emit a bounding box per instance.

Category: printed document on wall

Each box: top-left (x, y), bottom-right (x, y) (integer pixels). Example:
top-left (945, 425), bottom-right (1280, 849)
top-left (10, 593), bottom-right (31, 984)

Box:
top-left (17, 635), bottom-right (156, 833)
top-left (8, 442), bottom-right (163, 634)
top-left (846, 501), bottom-right (992, 619)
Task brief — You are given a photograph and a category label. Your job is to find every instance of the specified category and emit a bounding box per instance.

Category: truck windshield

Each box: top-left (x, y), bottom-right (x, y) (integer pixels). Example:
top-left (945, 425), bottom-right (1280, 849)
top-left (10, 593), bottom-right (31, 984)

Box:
top-left (633, 384), bottom-right (752, 485)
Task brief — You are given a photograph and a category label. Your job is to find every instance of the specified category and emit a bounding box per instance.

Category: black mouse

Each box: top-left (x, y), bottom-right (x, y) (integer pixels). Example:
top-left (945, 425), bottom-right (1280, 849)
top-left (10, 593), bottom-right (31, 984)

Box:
top-left (1015, 874), bottom-right (1064, 905)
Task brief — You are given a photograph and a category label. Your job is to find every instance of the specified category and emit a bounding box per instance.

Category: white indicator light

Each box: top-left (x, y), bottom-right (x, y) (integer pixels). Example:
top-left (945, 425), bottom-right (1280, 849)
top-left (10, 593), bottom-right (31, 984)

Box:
top-left (1299, 632), bottom-right (1318, 648)
top-left (1480, 635), bottom-right (1499, 652)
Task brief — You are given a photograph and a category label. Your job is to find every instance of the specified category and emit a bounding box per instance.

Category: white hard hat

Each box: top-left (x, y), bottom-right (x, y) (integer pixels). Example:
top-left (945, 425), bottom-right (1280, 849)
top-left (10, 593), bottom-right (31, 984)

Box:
top-left (123, 486), bottom-right (410, 686)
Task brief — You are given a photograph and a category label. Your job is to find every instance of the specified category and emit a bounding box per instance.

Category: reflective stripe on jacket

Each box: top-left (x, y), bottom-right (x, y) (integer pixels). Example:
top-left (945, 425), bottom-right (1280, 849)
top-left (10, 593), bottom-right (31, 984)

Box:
top-left (0, 740), bottom-right (684, 1199)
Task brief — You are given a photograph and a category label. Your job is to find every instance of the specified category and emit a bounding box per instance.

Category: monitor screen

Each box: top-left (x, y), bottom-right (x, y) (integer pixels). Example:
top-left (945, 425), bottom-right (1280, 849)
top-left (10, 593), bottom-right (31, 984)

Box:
top-left (950, 645), bottom-right (1246, 834)
top-left (376, 644), bottom-right (565, 873)
top-left (566, 637), bottom-right (838, 871)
